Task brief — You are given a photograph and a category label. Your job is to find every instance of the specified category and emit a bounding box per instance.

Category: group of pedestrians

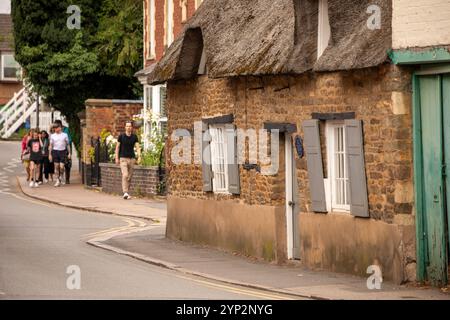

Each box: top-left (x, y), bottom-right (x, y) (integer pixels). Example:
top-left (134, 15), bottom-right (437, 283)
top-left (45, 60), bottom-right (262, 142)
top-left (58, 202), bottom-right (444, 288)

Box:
top-left (21, 119), bottom-right (141, 199)
top-left (21, 120), bottom-right (72, 188)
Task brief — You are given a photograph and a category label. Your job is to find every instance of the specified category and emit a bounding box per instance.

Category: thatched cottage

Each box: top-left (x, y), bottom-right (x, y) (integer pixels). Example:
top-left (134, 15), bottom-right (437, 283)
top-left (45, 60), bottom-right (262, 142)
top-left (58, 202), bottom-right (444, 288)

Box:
top-left (143, 0), bottom-right (450, 286)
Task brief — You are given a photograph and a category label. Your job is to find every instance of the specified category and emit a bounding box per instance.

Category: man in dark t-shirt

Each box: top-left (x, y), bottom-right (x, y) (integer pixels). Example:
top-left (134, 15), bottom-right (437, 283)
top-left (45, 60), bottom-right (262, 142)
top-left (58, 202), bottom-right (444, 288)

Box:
top-left (115, 121), bottom-right (141, 200)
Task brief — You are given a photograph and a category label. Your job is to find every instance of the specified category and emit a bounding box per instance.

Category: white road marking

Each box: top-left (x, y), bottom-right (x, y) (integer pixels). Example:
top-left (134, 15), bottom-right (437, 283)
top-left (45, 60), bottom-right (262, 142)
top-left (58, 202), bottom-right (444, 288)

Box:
top-left (0, 157), bottom-right (22, 193)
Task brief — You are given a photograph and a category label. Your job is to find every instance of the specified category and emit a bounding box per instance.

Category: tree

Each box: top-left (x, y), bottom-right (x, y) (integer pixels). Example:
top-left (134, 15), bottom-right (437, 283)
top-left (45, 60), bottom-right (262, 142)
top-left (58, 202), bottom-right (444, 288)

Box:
top-left (11, 0), bottom-right (143, 153)
top-left (95, 0), bottom-right (143, 96)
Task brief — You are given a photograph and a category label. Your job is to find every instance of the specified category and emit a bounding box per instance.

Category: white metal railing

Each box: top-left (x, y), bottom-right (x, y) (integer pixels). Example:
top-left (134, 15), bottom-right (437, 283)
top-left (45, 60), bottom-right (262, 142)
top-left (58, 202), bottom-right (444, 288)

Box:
top-left (0, 87), bottom-right (41, 139)
top-left (0, 86), bottom-right (69, 138)
top-left (0, 87), bottom-right (26, 127)
top-left (30, 111), bottom-right (68, 132)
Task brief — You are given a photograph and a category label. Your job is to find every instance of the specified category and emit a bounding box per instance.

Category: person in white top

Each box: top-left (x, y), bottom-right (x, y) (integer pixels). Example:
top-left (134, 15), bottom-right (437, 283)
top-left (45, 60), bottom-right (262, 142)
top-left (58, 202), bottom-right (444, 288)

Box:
top-left (49, 123), bottom-right (71, 187)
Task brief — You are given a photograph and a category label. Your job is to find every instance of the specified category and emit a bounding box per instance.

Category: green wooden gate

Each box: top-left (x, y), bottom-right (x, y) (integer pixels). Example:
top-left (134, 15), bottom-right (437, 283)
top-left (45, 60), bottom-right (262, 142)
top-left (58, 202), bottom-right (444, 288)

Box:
top-left (414, 72), bottom-right (450, 286)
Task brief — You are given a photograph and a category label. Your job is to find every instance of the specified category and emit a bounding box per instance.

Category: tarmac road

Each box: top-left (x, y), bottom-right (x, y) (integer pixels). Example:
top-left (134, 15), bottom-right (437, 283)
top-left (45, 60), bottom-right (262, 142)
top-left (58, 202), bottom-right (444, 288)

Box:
top-left (0, 141), bottom-right (294, 300)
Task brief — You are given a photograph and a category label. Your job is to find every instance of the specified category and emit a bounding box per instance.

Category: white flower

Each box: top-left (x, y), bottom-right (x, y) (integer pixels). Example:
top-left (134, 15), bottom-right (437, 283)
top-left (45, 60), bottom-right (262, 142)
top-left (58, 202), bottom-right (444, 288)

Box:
top-left (151, 113), bottom-right (160, 122)
top-left (106, 135), bottom-right (114, 145)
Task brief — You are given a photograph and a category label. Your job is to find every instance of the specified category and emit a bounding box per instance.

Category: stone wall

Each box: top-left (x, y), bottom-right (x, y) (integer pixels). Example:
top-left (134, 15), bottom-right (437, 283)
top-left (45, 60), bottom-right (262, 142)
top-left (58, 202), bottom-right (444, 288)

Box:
top-left (100, 163), bottom-right (164, 196)
top-left (167, 64), bottom-right (414, 222)
top-left (165, 64), bottom-right (417, 283)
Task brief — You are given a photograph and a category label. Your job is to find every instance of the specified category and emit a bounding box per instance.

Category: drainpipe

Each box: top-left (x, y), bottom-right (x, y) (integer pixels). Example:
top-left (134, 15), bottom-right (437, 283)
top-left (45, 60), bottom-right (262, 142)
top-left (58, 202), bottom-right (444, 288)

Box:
top-left (36, 94), bottom-right (40, 129)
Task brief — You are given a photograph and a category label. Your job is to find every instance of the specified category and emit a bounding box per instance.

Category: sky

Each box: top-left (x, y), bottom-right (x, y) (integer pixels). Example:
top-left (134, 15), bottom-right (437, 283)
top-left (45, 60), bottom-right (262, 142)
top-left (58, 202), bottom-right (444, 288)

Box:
top-left (0, 0), bottom-right (11, 14)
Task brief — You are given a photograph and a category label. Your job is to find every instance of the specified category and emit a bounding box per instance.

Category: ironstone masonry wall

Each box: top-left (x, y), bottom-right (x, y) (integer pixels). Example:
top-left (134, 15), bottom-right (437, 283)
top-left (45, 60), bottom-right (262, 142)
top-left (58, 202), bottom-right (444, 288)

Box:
top-left (165, 63), bottom-right (417, 282)
top-left (167, 64), bottom-right (414, 220)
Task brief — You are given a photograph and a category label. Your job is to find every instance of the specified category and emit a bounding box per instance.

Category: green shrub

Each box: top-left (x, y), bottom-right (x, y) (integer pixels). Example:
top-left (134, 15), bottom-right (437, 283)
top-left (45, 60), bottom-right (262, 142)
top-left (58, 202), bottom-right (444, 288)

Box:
top-left (140, 121), bottom-right (165, 167)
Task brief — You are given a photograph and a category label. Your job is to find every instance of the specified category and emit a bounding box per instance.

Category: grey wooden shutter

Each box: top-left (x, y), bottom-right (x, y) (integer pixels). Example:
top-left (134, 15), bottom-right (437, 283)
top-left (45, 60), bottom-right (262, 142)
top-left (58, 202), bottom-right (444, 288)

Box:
top-left (160, 86), bottom-right (167, 117)
top-left (344, 119), bottom-right (369, 218)
top-left (226, 124), bottom-right (240, 194)
top-left (202, 122), bottom-right (213, 192)
top-left (302, 120), bottom-right (327, 212)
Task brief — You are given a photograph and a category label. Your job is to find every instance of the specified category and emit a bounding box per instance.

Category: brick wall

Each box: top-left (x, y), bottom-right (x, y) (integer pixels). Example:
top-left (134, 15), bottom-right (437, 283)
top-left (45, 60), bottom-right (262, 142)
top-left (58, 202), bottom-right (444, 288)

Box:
top-left (166, 64), bottom-right (414, 225)
top-left (100, 163), bottom-right (164, 196)
top-left (393, 0), bottom-right (450, 48)
top-left (0, 82), bottom-right (23, 105)
top-left (82, 99), bottom-right (143, 164)
top-left (144, 0), bottom-right (198, 67)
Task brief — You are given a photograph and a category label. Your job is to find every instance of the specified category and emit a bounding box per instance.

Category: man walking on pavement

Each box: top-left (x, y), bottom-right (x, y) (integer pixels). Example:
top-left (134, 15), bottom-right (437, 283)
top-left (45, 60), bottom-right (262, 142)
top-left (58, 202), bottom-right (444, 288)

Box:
top-left (115, 121), bottom-right (141, 200)
top-left (49, 122), bottom-right (71, 187)
top-left (54, 119), bottom-right (72, 184)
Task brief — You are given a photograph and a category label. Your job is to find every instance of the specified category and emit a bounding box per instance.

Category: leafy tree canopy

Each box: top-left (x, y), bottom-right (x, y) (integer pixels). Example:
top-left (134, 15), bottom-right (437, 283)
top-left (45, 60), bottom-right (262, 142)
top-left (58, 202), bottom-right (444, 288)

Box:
top-left (11, 0), bottom-right (143, 152)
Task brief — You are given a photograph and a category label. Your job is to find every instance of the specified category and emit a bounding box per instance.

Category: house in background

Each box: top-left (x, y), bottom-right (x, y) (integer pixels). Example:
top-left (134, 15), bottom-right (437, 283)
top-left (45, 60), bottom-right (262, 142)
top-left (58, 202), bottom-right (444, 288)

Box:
top-left (0, 13), bottom-right (22, 105)
top-left (136, 0), bottom-right (203, 149)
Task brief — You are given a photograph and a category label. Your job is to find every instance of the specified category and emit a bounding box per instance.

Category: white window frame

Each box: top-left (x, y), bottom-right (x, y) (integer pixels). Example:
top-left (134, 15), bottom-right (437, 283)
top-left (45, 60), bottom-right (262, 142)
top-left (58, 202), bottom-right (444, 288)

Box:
top-left (198, 47), bottom-right (207, 75)
top-left (145, 84), bottom-right (168, 132)
top-left (147, 0), bottom-right (156, 59)
top-left (1, 53), bottom-right (20, 81)
top-left (143, 84), bottom-right (170, 149)
top-left (317, 0), bottom-right (331, 59)
top-left (180, 0), bottom-right (188, 22)
top-left (143, 85), bottom-right (153, 150)
top-left (165, 0), bottom-right (174, 47)
top-left (326, 121), bottom-right (350, 212)
top-left (195, 0), bottom-right (203, 10)
top-left (209, 124), bottom-right (229, 194)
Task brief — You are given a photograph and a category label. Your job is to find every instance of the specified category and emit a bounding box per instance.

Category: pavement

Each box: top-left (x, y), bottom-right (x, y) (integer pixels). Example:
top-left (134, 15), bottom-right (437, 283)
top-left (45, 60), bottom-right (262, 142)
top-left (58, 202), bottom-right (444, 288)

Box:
top-left (15, 157), bottom-right (450, 300)
top-left (17, 173), bottom-right (167, 223)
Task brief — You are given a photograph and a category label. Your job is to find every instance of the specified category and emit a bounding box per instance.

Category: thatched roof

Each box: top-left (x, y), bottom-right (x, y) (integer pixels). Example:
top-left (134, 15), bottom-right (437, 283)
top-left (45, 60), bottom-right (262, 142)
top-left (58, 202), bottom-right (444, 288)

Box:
top-left (315, 0), bottom-right (392, 71)
top-left (135, 63), bottom-right (156, 84)
top-left (145, 0), bottom-right (392, 85)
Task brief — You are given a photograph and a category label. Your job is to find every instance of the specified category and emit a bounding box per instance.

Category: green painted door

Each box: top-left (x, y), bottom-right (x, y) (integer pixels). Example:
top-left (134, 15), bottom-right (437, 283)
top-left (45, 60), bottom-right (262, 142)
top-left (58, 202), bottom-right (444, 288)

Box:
top-left (418, 75), bottom-right (448, 286)
top-left (443, 74), bottom-right (450, 259)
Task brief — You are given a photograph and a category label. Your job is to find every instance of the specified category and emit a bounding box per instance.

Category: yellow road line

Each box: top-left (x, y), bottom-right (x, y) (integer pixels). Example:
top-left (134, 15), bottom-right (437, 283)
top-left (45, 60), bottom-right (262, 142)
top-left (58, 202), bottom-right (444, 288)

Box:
top-left (174, 274), bottom-right (295, 300)
top-left (83, 218), bottom-right (136, 238)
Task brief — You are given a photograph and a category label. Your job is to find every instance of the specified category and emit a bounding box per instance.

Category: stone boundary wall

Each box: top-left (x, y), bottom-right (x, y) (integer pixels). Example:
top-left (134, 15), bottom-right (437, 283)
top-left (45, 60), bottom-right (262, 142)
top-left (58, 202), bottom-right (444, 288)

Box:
top-left (99, 163), bottom-right (165, 196)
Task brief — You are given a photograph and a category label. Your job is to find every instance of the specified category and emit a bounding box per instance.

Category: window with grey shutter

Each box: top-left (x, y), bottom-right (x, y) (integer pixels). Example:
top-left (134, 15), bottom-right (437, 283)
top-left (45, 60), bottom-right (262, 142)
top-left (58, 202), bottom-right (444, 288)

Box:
top-left (145, 86), bottom-right (153, 110)
top-left (302, 119), bottom-right (327, 212)
top-left (344, 119), bottom-right (369, 218)
top-left (160, 86), bottom-right (167, 117)
top-left (202, 122), bottom-right (213, 192)
top-left (226, 124), bottom-right (240, 194)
